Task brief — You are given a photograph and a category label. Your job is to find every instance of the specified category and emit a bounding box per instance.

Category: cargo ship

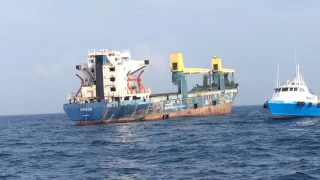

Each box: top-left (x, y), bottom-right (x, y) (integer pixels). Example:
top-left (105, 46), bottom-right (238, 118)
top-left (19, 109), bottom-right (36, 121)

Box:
top-left (63, 49), bottom-right (239, 125)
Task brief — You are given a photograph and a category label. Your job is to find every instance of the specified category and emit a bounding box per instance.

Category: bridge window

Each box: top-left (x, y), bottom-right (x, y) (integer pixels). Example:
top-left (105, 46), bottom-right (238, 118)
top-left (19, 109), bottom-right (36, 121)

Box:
top-left (282, 87), bottom-right (288, 92)
top-left (294, 88), bottom-right (298, 91)
top-left (299, 88), bottom-right (305, 92)
top-left (289, 87), bottom-right (293, 91)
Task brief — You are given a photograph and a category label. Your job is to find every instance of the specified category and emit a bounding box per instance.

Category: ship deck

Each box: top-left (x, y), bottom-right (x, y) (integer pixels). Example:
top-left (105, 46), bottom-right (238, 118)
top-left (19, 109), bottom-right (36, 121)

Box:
top-left (150, 92), bottom-right (179, 98)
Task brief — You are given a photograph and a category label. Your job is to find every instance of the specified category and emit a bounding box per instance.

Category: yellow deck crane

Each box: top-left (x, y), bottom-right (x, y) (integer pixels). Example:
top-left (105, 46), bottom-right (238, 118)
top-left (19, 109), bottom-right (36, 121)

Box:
top-left (170, 53), bottom-right (234, 74)
top-left (170, 53), bottom-right (211, 74)
top-left (169, 52), bottom-right (236, 93)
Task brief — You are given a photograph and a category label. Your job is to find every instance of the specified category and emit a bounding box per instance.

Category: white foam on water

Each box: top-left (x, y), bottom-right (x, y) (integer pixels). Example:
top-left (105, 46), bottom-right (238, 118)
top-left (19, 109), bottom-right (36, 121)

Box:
top-left (296, 118), bottom-right (318, 127)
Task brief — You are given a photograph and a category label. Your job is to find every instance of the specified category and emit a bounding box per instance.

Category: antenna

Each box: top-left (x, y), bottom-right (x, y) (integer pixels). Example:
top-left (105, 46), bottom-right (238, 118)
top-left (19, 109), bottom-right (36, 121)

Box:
top-left (275, 65), bottom-right (278, 87)
top-left (294, 48), bottom-right (304, 85)
top-left (294, 48), bottom-right (299, 81)
top-left (276, 64), bottom-right (280, 87)
top-left (294, 48), bottom-right (297, 74)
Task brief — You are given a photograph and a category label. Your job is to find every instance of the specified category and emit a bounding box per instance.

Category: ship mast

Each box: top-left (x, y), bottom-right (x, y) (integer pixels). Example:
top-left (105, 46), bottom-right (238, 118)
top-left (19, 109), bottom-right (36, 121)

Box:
top-left (276, 64), bottom-right (280, 88)
top-left (294, 48), bottom-right (299, 84)
top-left (293, 49), bottom-right (304, 85)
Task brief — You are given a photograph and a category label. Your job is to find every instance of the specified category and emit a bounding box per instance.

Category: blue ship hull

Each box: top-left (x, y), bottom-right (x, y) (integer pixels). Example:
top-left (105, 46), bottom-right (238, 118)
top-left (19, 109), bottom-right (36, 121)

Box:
top-left (266, 99), bottom-right (320, 119)
top-left (63, 101), bottom-right (151, 121)
top-left (63, 91), bottom-right (238, 125)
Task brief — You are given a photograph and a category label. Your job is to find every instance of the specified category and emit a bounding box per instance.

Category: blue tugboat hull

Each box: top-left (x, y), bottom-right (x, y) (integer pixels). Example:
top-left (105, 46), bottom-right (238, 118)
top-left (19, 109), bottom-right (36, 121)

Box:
top-left (266, 100), bottom-right (320, 119)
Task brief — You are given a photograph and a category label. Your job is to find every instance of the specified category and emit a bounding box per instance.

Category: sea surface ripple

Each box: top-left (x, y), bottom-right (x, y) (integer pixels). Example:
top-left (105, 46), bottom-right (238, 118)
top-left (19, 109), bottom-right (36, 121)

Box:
top-left (0, 106), bottom-right (319, 180)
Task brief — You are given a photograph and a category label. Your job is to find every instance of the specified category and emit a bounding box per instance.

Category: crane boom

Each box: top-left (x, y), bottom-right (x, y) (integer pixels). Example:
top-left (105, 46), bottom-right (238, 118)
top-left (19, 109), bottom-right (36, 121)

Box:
top-left (170, 53), bottom-right (235, 74)
top-left (170, 53), bottom-right (211, 74)
top-left (183, 68), bottom-right (211, 74)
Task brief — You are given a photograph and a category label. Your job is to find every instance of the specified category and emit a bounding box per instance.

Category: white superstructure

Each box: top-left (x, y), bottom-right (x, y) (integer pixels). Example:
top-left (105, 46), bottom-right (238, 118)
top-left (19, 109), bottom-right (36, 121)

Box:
top-left (69, 49), bottom-right (151, 103)
top-left (271, 64), bottom-right (318, 103)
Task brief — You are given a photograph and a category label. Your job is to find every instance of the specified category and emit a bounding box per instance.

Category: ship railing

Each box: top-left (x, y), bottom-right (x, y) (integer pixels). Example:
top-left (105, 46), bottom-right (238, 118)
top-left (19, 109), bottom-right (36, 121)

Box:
top-left (67, 92), bottom-right (76, 99)
top-left (80, 63), bottom-right (89, 70)
top-left (126, 88), bottom-right (151, 94)
top-left (138, 88), bottom-right (151, 94)
top-left (83, 82), bottom-right (94, 87)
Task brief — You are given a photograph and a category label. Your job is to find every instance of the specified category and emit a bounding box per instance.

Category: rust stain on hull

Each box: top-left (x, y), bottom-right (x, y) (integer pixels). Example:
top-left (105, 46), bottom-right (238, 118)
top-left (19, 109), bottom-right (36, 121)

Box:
top-left (75, 102), bottom-right (233, 126)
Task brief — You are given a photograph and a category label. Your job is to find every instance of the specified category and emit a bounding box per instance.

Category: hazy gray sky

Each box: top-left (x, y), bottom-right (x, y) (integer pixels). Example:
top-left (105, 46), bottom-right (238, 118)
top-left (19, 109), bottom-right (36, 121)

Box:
top-left (1, 0), bottom-right (320, 115)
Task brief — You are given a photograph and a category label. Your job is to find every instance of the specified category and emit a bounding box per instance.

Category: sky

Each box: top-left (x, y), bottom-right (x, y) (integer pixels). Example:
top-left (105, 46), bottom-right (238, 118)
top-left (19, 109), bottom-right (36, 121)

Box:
top-left (1, 0), bottom-right (320, 115)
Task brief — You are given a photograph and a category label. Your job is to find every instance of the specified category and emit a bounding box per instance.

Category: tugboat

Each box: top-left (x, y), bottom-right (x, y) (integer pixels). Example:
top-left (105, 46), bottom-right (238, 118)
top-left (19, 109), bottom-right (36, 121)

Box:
top-left (264, 64), bottom-right (320, 119)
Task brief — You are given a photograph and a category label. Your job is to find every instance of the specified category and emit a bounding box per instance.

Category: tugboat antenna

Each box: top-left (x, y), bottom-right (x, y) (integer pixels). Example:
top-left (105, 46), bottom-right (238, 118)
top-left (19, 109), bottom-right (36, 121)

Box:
top-left (294, 48), bottom-right (298, 79)
top-left (276, 64), bottom-right (280, 88)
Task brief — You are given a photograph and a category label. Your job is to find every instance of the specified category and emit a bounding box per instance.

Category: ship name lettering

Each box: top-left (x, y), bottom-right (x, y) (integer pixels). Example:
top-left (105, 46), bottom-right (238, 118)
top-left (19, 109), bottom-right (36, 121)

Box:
top-left (164, 104), bottom-right (186, 110)
top-left (80, 108), bottom-right (93, 111)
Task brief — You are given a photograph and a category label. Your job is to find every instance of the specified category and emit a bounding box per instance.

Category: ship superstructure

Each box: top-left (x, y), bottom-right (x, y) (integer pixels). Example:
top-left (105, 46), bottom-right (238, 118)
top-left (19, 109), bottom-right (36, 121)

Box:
top-left (69, 49), bottom-right (150, 104)
top-left (63, 49), bottom-right (239, 125)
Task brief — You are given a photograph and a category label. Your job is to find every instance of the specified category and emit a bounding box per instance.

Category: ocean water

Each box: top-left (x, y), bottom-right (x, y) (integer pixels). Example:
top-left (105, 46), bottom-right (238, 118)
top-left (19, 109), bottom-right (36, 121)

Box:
top-left (0, 105), bottom-right (319, 180)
